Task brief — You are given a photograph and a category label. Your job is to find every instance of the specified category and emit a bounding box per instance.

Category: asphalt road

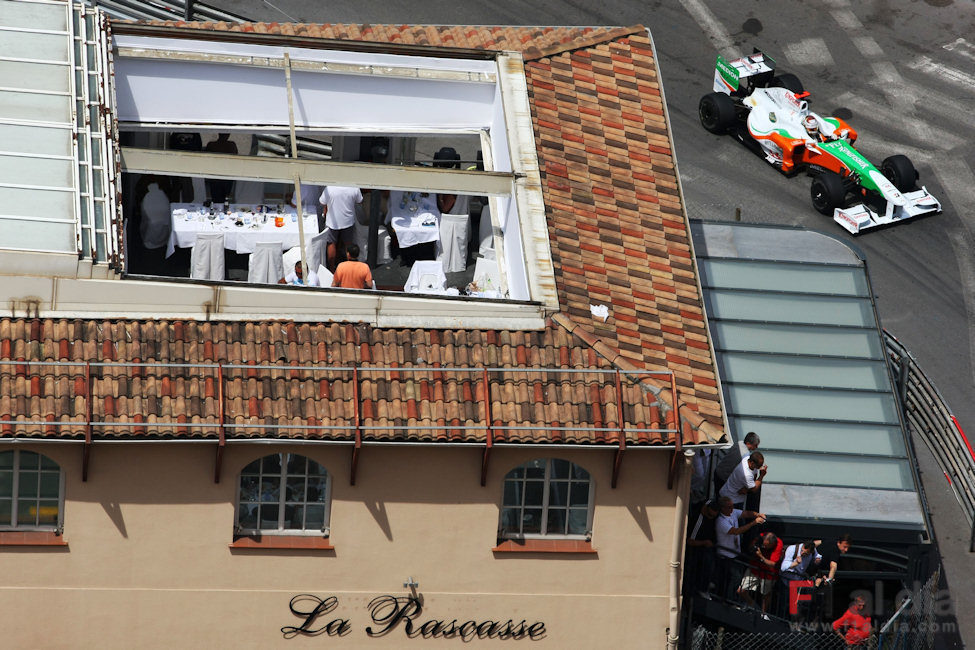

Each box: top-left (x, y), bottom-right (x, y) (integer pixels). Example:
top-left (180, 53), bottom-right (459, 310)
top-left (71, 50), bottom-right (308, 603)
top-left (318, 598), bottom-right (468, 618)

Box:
top-left (205, 0), bottom-right (975, 643)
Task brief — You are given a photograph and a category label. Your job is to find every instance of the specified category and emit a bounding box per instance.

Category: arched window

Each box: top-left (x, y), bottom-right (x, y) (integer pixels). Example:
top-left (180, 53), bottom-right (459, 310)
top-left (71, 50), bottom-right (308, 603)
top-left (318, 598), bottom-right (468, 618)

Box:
top-left (236, 454), bottom-right (331, 536)
top-left (499, 458), bottom-right (593, 540)
top-left (0, 450), bottom-right (63, 531)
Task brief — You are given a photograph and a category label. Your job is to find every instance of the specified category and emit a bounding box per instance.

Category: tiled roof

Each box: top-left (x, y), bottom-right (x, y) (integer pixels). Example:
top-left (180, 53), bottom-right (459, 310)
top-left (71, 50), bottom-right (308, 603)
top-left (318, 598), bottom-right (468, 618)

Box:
top-left (0, 318), bottom-right (687, 445)
top-left (0, 21), bottom-right (725, 445)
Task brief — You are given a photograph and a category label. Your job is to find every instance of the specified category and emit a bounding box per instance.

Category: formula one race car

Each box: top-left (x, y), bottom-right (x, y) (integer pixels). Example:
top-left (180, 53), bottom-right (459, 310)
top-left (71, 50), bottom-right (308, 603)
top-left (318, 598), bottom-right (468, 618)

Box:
top-left (699, 51), bottom-right (941, 234)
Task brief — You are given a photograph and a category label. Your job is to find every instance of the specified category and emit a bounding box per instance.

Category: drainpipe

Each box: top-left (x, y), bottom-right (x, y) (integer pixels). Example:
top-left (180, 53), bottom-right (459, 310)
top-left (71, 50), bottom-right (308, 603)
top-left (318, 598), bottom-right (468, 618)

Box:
top-left (667, 450), bottom-right (695, 650)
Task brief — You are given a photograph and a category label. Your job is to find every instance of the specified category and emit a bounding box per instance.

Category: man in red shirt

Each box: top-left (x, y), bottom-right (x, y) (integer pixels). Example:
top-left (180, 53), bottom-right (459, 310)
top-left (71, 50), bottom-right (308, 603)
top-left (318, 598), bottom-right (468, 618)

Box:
top-left (833, 596), bottom-right (871, 646)
top-left (331, 244), bottom-right (375, 290)
top-left (738, 531), bottom-right (782, 614)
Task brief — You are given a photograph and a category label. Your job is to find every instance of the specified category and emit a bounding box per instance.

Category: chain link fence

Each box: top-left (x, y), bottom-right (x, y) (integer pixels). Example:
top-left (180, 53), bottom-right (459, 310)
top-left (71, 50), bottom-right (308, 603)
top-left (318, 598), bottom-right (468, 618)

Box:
top-left (691, 626), bottom-right (871, 649)
top-left (875, 567), bottom-right (941, 650)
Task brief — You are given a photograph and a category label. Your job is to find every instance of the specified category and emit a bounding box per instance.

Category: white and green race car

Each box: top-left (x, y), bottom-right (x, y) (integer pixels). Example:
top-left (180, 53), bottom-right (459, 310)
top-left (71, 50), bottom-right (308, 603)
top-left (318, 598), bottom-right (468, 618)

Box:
top-left (699, 51), bottom-right (941, 234)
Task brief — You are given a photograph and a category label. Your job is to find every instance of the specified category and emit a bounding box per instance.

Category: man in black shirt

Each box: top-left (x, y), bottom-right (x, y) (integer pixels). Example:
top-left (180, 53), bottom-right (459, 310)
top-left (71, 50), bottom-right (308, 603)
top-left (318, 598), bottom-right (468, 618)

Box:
top-left (687, 500), bottom-right (719, 598)
top-left (816, 534), bottom-right (852, 620)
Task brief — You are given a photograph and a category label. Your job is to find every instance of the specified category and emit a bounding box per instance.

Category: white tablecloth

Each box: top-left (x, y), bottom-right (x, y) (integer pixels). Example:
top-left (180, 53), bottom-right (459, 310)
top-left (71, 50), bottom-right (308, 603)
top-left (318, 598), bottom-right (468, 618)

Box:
top-left (168, 203), bottom-right (319, 257)
top-left (387, 191), bottom-right (440, 248)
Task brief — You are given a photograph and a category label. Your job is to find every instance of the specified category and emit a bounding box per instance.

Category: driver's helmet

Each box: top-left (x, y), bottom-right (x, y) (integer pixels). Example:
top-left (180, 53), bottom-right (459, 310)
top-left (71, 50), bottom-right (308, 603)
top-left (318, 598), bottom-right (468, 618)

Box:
top-left (803, 115), bottom-right (820, 138)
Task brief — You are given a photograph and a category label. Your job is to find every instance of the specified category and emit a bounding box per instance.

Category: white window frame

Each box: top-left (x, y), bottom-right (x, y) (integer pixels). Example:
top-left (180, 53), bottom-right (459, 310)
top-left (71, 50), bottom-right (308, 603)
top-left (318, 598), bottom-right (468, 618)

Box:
top-left (235, 453), bottom-right (332, 537)
top-left (0, 449), bottom-right (65, 533)
top-left (498, 458), bottom-right (595, 541)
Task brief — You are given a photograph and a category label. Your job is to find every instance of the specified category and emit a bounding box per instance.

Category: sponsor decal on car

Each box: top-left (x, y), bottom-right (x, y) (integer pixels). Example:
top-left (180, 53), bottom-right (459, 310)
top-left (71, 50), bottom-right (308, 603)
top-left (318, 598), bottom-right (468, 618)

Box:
top-left (715, 55), bottom-right (739, 90)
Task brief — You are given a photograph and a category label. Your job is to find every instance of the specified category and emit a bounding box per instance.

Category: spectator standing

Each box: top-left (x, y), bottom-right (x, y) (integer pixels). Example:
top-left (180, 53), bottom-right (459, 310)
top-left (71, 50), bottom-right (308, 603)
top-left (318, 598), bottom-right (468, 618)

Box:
top-left (332, 244), bottom-right (375, 290)
top-left (738, 531), bottom-right (782, 613)
top-left (714, 496), bottom-right (766, 600)
top-left (815, 534), bottom-right (852, 620)
top-left (719, 451), bottom-right (767, 508)
top-left (714, 431), bottom-right (760, 488)
top-left (319, 185), bottom-right (363, 271)
top-left (780, 540), bottom-right (822, 621)
top-left (204, 133), bottom-right (238, 204)
top-left (686, 500), bottom-right (719, 597)
top-left (833, 596), bottom-right (871, 646)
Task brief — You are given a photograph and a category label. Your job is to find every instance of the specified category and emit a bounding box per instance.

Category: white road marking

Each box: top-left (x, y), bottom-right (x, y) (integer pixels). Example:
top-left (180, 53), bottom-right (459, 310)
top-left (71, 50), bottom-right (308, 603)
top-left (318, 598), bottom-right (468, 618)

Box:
top-left (908, 55), bottom-right (975, 91)
top-left (943, 37), bottom-right (975, 61)
top-left (831, 92), bottom-right (964, 150)
top-left (785, 38), bottom-right (834, 67)
top-left (679, 0), bottom-right (736, 60)
top-left (851, 36), bottom-right (883, 58)
top-left (830, 8), bottom-right (862, 30)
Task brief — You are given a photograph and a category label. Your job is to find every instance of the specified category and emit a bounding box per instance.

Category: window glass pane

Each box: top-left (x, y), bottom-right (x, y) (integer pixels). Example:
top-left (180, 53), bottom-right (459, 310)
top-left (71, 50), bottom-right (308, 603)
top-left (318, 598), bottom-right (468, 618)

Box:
top-left (238, 503), bottom-right (258, 529)
top-left (20, 451), bottom-right (40, 470)
top-left (720, 353), bottom-right (890, 390)
top-left (550, 459), bottom-right (570, 479)
top-left (307, 477), bottom-right (328, 502)
top-left (763, 452), bottom-right (914, 490)
top-left (0, 499), bottom-right (10, 525)
top-left (714, 323), bottom-right (882, 358)
top-left (285, 454), bottom-right (304, 474)
top-left (731, 417), bottom-right (906, 456)
top-left (258, 504), bottom-right (278, 528)
top-left (524, 481), bottom-right (544, 506)
top-left (571, 464), bottom-right (590, 481)
top-left (262, 454), bottom-right (282, 474)
top-left (500, 508), bottom-right (520, 532)
top-left (40, 455), bottom-right (59, 470)
top-left (239, 476), bottom-right (259, 501)
top-left (503, 480), bottom-right (522, 506)
top-left (546, 509), bottom-right (566, 535)
top-left (569, 482), bottom-right (590, 506)
top-left (727, 385), bottom-right (898, 423)
top-left (307, 460), bottom-right (327, 476)
top-left (549, 481), bottom-right (568, 507)
top-left (521, 509), bottom-right (542, 534)
top-left (707, 290), bottom-right (873, 327)
top-left (0, 451), bottom-right (12, 470)
top-left (39, 473), bottom-right (59, 499)
top-left (242, 459), bottom-right (261, 474)
top-left (525, 464), bottom-right (545, 480)
top-left (18, 472), bottom-right (38, 498)
top-left (0, 471), bottom-right (12, 497)
top-left (568, 508), bottom-right (589, 535)
top-left (699, 260), bottom-right (867, 296)
top-left (282, 504), bottom-right (300, 528)
top-left (17, 500), bottom-right (36, 526)
top-left (506, 466), bottom-right (525, 479)
top-left (36, 500), bottom-right (58, 525)
top-left (304, 505), bottom-right (325, 530)
top-left (260, 478), bottom-right (280, 502)
top-left (286, 476), bottom-right (305, 502)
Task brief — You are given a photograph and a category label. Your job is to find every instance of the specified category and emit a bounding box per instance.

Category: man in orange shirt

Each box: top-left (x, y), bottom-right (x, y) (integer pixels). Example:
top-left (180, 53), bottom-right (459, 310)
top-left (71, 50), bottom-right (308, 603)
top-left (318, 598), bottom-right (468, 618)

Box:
top-left (833, 596), bottom-right (871, 646)
top-left (332, 244), bottom-right (375, 290)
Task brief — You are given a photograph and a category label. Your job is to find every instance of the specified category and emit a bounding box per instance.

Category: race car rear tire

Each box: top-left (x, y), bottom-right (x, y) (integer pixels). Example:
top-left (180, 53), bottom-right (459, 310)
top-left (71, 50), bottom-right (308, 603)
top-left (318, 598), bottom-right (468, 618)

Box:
top-left (699, 92), bottom-right (736, 134)
top-left (810, 172), bottom-right (846, 215)
top-left (881, 155), bottom-right (918, 192)
top-left (771, 73), bottom-right (804, 94)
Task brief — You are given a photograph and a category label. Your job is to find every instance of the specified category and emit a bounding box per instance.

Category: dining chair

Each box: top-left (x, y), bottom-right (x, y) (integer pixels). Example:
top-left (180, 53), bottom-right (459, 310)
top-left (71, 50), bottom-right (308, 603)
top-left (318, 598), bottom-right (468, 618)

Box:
top-left (189, 232), bottom-right (225, 280)
top-left (248, 241), bottom-right (284, 284)
top-left (437, 213), bottom-right (470, 273)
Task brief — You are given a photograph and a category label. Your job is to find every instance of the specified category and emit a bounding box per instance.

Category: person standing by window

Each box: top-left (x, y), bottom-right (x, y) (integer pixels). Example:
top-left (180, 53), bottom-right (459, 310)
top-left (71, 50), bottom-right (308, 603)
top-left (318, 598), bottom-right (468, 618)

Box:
top-left (204, 133), bottom-right (238, 203)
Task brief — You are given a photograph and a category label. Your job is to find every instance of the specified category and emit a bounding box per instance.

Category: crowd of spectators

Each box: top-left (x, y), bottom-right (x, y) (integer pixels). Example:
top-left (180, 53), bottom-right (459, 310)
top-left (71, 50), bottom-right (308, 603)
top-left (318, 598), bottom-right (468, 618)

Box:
top-left (687, 432), bottom-right (866, 641)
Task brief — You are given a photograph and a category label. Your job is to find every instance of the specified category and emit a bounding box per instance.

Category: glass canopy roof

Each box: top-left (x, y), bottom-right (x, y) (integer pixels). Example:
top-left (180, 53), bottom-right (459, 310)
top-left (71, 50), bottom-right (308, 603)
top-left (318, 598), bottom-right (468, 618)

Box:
top-left (691, 222), bottom-right (926, 530)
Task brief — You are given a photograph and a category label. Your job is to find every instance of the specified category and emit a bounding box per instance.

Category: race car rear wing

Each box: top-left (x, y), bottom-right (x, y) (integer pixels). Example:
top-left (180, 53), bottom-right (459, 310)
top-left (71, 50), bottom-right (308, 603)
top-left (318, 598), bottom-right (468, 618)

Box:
top-left (713, 50), bottom-right (776, 95)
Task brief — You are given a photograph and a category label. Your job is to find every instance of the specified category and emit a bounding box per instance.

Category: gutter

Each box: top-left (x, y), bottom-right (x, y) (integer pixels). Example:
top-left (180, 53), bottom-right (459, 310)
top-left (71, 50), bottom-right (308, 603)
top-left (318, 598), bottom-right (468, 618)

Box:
top-left (667, 450), bottom-right (694, 649)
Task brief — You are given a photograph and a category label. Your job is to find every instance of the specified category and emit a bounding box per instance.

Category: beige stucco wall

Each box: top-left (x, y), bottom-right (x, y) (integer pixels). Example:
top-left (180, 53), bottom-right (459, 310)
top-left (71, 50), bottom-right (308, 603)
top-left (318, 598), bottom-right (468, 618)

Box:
top-left (0, 442), bottom-right (683, 648)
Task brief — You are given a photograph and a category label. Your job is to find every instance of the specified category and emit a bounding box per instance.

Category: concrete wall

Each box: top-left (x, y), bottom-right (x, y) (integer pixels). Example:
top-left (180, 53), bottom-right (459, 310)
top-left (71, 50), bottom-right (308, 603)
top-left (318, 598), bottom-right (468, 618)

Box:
top-left (0, 442), bottom-right (681, 648)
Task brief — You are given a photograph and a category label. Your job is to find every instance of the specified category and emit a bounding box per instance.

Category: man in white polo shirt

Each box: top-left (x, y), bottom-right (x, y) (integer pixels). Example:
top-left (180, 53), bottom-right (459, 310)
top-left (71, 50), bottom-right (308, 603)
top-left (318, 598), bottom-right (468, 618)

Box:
top-left (319, 185), bottom-right (363, 271)
top-left (719, 450), bottom-right (767, 509)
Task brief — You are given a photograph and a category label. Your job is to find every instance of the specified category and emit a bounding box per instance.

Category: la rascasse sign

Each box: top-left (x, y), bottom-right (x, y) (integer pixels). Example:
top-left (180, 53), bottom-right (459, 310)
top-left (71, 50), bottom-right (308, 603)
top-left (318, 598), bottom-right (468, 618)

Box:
top-left (282, 594), bottom-right (546, 641)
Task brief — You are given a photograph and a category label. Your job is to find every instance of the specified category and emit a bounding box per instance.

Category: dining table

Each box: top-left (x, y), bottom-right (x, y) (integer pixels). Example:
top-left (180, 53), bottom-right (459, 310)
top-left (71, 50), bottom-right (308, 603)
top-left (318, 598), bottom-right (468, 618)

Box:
top-left (386, 191), bottom-right (441, 248)
top-left (167, 203), bottom-right (319, 258)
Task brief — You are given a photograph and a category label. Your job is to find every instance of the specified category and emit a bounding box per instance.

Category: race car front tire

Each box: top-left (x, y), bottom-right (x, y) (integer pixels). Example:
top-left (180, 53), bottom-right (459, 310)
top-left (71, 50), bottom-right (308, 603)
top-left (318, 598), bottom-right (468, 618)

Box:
top-left (881, 155), bottom-right (918, 193)
top-left (810, 172), bottom-right (846, 215)
top-left (770, 73), bottom-right (804, 94)
top-left (699, 92), bottom-right (736, 134)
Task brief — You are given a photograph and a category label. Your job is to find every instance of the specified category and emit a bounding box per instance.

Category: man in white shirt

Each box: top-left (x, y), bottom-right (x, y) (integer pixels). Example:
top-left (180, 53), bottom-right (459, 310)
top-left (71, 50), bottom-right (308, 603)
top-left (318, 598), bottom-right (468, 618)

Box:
top-left (714, 496), bottom-right (765, 600)
top-left (319, 185), bottom-right (363, 271)
top-left (780, 540), bottom-right (822, 620)
top-left (278, 261), bottom-right (319, 287)
top-left (719, 451), bottom-right (767, 508)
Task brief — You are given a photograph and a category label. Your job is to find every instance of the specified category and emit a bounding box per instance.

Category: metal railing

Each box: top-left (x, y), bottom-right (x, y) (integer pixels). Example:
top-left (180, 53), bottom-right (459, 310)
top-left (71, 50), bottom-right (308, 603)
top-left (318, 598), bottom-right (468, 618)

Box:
top-left (84, 0), bottom-right (248, 22)
top-left (884, 329), bottom-right (975, 551)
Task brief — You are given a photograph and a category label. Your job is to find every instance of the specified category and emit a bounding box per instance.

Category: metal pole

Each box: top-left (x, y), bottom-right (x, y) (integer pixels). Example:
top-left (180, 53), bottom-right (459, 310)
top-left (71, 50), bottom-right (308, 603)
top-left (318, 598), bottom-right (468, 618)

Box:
top-left (183, 0), bottom-right (194, 21)
top-left (367, 187), bottom-right (380, 268)
top-left (283, 53), bottom-right (309, 279)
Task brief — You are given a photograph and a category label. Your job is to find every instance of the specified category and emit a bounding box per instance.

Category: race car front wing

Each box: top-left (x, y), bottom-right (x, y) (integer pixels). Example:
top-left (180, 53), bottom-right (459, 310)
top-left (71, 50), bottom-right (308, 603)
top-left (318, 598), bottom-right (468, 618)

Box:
top-left (832, 187), bottom-right (942, 234)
